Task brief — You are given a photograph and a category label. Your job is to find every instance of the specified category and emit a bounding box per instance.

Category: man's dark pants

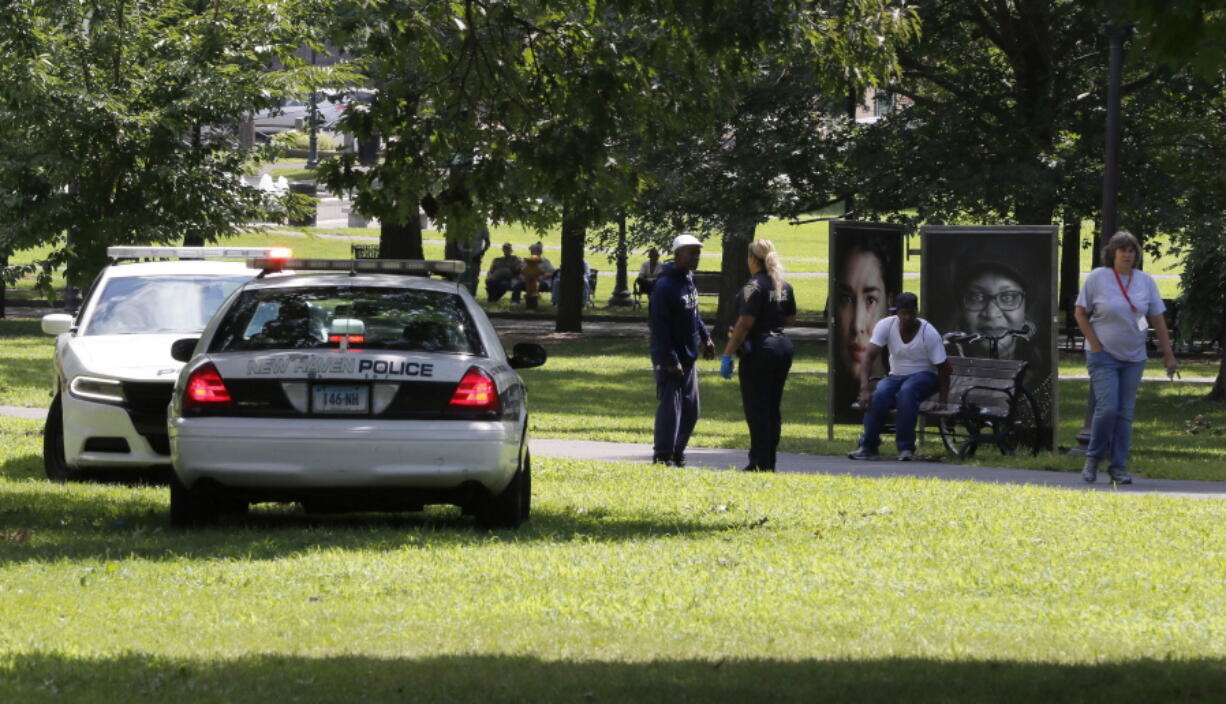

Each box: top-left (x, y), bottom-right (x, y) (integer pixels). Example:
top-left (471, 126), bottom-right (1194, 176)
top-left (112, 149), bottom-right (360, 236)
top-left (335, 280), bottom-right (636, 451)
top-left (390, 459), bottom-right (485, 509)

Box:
top-left (486, 278), bottom-right (512, 302)
top-left (653, 365), bottom-right (699, 462)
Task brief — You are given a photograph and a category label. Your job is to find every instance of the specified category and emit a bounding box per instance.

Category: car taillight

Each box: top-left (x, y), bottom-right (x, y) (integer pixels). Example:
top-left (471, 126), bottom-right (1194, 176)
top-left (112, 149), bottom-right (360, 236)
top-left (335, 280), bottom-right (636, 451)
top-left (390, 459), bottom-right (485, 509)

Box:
top-left (448, 367), bottom-right (500, 413)
top-left (184, 363), bottom-right (232, 407)
top-left (328, 334), bottom-right (365, 344)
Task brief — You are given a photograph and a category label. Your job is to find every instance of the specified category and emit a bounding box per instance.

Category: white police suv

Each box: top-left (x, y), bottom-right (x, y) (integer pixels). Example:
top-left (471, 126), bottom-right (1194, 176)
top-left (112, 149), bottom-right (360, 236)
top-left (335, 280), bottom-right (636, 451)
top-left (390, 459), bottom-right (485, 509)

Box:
top-left (166, 257), bottom-right (546, 529)
top-left (41, 247), bottom-right (288, 481)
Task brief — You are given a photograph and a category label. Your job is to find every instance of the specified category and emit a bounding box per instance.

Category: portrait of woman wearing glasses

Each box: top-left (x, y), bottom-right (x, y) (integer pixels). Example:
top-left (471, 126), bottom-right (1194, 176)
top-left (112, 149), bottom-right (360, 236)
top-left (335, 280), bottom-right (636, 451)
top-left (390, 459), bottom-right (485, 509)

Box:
top-left (954, 260), bottom-right (1038, 361)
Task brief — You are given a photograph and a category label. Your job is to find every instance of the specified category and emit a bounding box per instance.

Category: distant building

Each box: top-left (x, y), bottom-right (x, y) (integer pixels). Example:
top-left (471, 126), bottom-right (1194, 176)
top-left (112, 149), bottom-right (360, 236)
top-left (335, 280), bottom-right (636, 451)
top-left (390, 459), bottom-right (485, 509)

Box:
top-left (854, 89), bottom-right (912, 124)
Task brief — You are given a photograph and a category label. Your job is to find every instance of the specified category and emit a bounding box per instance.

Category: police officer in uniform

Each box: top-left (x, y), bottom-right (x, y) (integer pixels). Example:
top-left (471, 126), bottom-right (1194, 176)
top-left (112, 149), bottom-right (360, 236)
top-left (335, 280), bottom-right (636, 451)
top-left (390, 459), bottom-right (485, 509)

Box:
top-left (720, 238), bottom-right (796, 472)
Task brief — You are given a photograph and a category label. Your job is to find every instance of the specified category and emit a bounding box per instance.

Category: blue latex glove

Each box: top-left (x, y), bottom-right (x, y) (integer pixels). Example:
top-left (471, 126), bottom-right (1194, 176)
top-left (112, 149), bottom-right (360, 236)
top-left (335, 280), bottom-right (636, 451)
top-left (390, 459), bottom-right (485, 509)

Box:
top-left (720, 354), bottom-right (734, 380)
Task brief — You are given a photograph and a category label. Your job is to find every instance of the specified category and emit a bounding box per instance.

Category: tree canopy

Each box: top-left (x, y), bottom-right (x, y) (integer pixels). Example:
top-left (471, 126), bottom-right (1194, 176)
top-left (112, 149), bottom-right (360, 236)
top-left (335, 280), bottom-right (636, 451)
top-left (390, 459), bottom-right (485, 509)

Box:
top-left (0, 0), bottom-right (312, 291)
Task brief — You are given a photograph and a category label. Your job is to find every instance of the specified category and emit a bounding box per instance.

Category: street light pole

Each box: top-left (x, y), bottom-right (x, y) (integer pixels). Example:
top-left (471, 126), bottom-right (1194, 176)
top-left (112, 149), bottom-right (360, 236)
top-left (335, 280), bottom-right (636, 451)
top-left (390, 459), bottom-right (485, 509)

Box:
top-left (1074, 21), bottom-right (1129, 454)
top-left (306, 48), bottom-right (319, 169)
top-left (608, 214), bottom-right (633, 307)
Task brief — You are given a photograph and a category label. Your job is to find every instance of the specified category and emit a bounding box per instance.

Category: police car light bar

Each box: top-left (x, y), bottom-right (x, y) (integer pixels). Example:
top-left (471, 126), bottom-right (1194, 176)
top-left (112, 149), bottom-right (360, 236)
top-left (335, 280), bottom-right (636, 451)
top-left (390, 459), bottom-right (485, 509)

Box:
top-left (108, 246), bottom-right (294, 260)
top-left (248, 257), bottom-right (466, 276)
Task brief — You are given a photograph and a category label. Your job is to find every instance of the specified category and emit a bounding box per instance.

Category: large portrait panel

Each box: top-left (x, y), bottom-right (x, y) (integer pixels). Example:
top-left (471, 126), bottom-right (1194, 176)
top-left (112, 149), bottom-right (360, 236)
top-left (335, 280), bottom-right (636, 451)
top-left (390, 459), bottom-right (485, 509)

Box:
top-left (921, 226), bottom-right (1058, 449)
top-left (827, 221), bottom-right (905, 427)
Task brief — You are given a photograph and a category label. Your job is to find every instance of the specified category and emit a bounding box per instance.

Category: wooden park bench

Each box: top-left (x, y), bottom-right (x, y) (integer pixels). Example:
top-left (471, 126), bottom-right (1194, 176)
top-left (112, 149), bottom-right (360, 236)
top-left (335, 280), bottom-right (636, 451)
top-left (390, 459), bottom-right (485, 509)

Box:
top-left (691, 270), bottom-right (722, 298)
top-left (857, 356), bottom-right (1040, 459)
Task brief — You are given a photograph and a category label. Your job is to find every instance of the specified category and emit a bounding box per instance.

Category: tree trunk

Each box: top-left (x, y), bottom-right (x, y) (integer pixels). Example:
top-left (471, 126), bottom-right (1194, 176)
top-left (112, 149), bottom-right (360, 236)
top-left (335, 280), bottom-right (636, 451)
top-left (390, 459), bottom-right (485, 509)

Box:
top-left (714, 219), bottom-right (755, 346)
top-left (555, 209), bottom-right (585, 333)
top-left (1209, 327), bottom-right (1226, 402)
top-left (380, 196), bottom-right (424, 260)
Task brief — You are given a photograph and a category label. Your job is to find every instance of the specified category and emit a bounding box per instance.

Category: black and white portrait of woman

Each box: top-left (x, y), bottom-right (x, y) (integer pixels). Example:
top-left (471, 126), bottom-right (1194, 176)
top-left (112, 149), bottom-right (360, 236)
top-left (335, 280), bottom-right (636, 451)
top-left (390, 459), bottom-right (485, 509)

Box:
top-left (922, 226), bottom-right (1057, 444)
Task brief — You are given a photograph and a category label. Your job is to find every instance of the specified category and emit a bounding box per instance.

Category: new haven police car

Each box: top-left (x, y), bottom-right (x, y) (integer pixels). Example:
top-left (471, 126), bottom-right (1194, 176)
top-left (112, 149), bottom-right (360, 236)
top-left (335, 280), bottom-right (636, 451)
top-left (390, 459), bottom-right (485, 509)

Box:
top-left (166, 257), bottom-right (546, 529)
top-left (41, 247), bottom-right (287, 481)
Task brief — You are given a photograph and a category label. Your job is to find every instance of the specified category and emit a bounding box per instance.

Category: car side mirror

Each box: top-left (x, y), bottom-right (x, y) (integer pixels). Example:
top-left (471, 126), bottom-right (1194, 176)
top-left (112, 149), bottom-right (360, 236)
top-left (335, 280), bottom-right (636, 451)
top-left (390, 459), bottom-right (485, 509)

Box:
top-left (41, 313), bottom-right (74, 335)
top-left (508, 342), bottom-right (547, 370)
top-left (170, 338), bottom-right (200, 363)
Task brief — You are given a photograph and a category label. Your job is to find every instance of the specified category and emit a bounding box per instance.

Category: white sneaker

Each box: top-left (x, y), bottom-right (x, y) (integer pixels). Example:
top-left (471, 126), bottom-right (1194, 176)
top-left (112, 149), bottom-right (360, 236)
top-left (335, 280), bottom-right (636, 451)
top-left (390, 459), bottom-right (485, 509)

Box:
top-left (898, 449), bottom-right (915, 461)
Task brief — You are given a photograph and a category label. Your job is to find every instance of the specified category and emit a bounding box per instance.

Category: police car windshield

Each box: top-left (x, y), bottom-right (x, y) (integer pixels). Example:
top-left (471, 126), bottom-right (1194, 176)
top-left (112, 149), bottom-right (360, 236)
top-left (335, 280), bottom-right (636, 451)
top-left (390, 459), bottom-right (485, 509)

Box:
top-left (85, 275), bottom-right (252, 335)
top-left (210, 286), bottom-right (485, 355)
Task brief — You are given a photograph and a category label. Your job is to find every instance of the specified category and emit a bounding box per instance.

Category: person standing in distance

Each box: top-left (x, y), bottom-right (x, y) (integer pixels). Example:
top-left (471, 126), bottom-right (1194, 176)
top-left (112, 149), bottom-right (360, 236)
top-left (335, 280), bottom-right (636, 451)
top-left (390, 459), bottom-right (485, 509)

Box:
top-left (848, 292), bottom-right (951, 461)
top-left (1074, 230), bottom-right (1178, 485)
top-left (720, 239), bottom-right (797, 472)
top-left (649, 233), bottom-right (716, 466)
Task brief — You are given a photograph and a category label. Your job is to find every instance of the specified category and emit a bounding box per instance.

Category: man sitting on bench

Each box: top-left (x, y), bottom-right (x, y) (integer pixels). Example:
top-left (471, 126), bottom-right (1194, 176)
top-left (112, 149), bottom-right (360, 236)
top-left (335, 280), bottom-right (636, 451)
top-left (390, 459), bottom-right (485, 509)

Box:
top-left (848, 292), bottom-right (952, 461)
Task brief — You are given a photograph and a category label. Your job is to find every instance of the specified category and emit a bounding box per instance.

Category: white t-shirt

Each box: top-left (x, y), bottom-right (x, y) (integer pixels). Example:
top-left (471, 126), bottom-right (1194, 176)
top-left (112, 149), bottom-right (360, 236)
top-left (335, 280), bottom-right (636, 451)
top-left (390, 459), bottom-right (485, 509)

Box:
top-left (639, 260), bottom-right (662, 281)
top-left (870, 315), bottom-right (947, 376)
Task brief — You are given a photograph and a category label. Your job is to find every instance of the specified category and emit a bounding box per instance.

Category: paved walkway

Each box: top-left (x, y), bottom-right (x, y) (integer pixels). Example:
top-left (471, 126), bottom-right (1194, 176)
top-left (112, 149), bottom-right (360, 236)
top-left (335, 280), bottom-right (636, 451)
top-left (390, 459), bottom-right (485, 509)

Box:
top-left (530, 438), bottom-right (1226, 500)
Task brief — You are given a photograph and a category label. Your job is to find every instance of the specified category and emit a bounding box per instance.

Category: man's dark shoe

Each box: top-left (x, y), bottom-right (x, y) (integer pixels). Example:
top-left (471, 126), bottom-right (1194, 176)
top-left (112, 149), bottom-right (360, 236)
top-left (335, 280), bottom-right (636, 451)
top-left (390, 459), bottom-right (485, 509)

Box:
top-left (1107, 466), bottom-right (1132, 485)
top-left (847, 447), bottom-right (881, 461)
top-left (672, 454), bottom-right (686, 468)
top-left (651, 454), bottom-right (672, 466)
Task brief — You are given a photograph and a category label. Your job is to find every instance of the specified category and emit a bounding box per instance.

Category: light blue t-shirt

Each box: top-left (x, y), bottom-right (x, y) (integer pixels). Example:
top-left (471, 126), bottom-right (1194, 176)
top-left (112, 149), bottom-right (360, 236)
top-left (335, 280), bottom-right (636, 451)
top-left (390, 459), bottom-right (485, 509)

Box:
top-left (1075, 267), bottom-right (1165, 363)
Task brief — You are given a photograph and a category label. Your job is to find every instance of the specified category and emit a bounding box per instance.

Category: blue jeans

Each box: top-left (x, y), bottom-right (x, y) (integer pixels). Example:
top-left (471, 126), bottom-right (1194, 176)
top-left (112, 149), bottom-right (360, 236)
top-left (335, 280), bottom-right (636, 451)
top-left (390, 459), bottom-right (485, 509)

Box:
top-left (860, 371), bottom-right (938, 453)
top-left (1087, 349), bottom-right (1146, 470)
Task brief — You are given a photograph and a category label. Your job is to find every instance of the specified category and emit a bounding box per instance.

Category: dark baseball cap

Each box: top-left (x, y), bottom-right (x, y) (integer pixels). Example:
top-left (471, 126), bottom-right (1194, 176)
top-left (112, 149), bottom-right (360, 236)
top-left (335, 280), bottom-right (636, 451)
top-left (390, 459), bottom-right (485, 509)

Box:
top-left (889, 292), bottom-right (918, 313)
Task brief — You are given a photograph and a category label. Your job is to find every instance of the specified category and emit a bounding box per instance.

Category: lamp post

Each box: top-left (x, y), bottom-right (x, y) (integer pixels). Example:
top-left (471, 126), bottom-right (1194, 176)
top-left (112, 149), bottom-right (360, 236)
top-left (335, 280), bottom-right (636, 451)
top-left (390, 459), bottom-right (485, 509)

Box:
top-left (1073, 20), bottom-right (1129, 454)
top-left (608, 215), bottom-right (634, 307)
top-left (306, 48), bottom-right (319, 169)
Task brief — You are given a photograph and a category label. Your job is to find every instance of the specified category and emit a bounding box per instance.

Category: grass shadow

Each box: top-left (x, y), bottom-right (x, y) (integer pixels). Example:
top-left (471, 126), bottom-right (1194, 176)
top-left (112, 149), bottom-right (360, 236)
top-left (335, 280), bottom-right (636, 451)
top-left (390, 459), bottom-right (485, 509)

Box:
top-left (1, 652), bottom-right (1223, 703)
top-left (0, 319), bottom-right (45, 337)
top-left (0, 477), bottom-right (735, 565)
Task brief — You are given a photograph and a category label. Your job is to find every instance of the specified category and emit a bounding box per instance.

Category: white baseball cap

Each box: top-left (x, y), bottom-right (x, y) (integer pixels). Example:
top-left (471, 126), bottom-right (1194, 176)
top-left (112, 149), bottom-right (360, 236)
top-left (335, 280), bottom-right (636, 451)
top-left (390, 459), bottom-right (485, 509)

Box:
top-left (671, 233), bottom-right (703, 252)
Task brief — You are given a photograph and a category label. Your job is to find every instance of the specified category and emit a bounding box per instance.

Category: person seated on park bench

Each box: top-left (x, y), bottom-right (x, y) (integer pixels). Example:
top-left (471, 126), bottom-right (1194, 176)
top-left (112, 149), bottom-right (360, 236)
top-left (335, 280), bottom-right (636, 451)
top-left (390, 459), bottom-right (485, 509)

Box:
top-left (485, 243), bottom-right (522, 302)
top-left (635, 247), bottom-right (662, 298)
top-left (848, 292), bottom-right (952, 462)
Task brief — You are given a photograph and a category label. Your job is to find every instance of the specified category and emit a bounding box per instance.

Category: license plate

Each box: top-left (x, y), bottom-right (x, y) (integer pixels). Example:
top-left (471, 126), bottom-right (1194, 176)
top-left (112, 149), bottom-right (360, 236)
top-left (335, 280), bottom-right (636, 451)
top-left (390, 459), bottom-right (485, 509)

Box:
top-left (312, 384), bottom-right (369, 414)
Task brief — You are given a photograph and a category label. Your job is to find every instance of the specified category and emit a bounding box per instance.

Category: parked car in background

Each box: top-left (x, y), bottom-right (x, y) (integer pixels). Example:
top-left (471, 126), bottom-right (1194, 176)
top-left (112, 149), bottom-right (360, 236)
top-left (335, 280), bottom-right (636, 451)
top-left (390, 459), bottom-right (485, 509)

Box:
top-left (166, 256), bottom-right (546, 529)
top-left (40, 247), bottom-right (290, 482)
top-left (253, 90), bottom-right (376, 138)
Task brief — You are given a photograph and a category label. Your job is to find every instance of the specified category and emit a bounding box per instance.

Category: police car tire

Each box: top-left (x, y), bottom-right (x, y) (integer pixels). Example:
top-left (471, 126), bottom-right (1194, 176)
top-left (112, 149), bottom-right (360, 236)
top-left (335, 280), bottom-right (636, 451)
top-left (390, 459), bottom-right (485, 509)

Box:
top-left (169, 474), bottom-right (222, 527)
top-left (476, 453), bottom-right (529, 530)
top-left (43, 395), bottom-right (79, 482)
top-left (519, 451), bottom-right (532, 519)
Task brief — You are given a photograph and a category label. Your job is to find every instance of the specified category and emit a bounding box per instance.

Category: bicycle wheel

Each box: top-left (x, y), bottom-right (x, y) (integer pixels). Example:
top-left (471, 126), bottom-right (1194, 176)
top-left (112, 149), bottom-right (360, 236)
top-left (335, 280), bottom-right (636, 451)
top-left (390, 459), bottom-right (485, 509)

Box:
top-left (996, 387), bottom-right (1042, 456)
top-left (938, 414), bottom-right (981, 459)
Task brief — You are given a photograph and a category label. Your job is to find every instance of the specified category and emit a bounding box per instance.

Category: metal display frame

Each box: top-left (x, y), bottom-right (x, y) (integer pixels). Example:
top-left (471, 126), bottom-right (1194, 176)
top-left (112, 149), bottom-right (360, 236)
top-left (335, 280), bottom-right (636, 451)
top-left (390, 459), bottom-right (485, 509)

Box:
top-left (826, 220), bottom-right (906, 441)
top-left (919, 225), bottom-right (1059, 451)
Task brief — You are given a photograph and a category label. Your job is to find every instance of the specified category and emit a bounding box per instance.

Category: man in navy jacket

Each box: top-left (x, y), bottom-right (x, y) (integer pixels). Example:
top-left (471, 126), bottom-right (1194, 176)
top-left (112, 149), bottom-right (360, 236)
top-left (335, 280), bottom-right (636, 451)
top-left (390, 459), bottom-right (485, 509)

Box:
top-left (649, 233), bottom-right (716, 466)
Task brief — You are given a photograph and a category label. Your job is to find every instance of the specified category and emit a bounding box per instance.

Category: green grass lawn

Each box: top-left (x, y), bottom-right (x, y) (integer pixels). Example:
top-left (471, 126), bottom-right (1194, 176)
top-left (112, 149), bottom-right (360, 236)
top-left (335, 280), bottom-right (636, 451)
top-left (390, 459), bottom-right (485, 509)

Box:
top-left (0, 413), bottom-right (1224, 702)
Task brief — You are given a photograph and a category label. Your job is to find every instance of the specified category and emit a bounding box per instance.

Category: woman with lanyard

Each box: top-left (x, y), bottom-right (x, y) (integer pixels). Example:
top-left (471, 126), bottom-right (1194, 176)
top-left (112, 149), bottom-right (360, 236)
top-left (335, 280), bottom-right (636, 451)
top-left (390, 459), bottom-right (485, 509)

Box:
top-left (720, 239), bottom-right (797, 472)
top-left (1074, 230), bottom-right (1179, 484)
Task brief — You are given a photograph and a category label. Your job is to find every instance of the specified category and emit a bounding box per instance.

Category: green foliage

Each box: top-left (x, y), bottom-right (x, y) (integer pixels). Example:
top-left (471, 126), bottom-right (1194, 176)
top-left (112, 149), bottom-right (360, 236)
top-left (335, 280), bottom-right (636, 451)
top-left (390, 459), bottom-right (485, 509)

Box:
top-left (0, 0), bottom-right (317, 289)
top-left (1101, 0), bottom-right (1226, 76)
top-left (829, 0), bottom-right (1108, 227)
